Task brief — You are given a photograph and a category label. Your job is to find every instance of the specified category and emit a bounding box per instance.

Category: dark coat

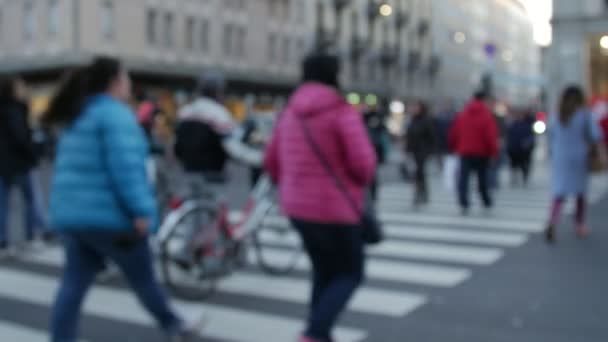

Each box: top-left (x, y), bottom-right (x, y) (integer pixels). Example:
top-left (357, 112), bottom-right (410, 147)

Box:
top-left (364, 110), bottom-right (389, 164)
top-left (406, 114), bottom-right (437, 158)
top-left (0, 100), bottom-right (36, 179)
top-left (449, 100), bottom-right (499, 158)
top-left (507, 117), bottom-right (535, 154)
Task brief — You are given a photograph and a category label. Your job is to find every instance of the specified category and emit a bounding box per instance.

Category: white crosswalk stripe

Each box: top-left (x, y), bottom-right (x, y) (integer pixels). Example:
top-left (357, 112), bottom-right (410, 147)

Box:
top-left (258, 229), bottom-right (504, 265)
top-left (0, 171), bottom-right (606, 341)
top-left (0, 267), bottom-right (366, 342)
top-left (0, 321), bottom-right (86, 342)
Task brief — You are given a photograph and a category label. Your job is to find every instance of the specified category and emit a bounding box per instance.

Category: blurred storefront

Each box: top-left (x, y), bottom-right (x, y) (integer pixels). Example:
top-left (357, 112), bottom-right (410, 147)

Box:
top-left (549, 0), bottom-right (608, 112)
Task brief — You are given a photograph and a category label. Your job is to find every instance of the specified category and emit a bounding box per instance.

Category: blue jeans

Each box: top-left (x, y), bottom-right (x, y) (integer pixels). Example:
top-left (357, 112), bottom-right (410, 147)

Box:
top-left (291, 219), bottom-right (365, 342)
top-left (458, 156), bottom-right (493, 209)
top-left (51, 231), bottom-right (181, 342)
top-left (0, 173), bottom-right (45, 245)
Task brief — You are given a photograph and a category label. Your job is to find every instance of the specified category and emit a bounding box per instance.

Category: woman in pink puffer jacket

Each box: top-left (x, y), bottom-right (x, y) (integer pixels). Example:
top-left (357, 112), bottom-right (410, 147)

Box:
top-left (264, 54), bottom-right (377, 342)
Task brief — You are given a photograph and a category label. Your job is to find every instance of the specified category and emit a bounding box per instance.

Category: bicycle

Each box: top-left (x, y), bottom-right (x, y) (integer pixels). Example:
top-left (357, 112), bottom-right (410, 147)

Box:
top-left (155, 174), bottom-right (302, 300)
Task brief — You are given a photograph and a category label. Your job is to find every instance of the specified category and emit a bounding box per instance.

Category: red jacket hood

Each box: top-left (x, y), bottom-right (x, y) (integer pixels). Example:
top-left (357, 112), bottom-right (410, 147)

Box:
top-left (448, 99), bottom-right (499, 158)
top-left (463, 99), bottom-right (491, 116)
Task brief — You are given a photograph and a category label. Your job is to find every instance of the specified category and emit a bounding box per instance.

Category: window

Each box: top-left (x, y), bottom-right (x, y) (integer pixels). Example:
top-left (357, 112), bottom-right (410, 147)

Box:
top-left (296, 0), bottom-right (306, 23)
top-left (185, 16), bottom-right (195, 50)
top-left (223, 24), bottom-right (233, 56)
top-left (281, 0), bottom-right (290, 21)
top-left (269, 0), bottom-right (278, 18)
top-left (351, 61), bottom-right (360, 81)
top-left (200, 19), bottom-right (210, 51)
top-left (164, 12), bottom-right (173, 48)
top-left (146, 9), bottom-right (157, 46)
top-left (297, 38), bottom-right (306, 57)
top-left (48, 0), bottom-right (61, 37)
top-left (100, 0), bottom-right (114, 41)
top-left (268, 33), bottom-right (277, 62)
top-left (282, 37), bottom-right (290, 64)
top-left (23, 0), bottom-right (36, 42)
top-left (226, 0), bottom-right (244, 9)
top-left (382, 21), bottom-right (389, 46)
top-left (236, 27), bottom-right (246, 57)
top-left (351, 11), bottom-right (359, 38)
top-left (316, 2), bottom-right (324, 33)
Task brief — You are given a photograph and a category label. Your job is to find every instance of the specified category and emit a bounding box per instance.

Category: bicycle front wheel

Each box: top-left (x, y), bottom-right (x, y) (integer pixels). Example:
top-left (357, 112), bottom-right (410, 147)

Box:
top-left (159, 204), bottom-right (224, 300)
top-left (252, 204), bottom-right (302, 275)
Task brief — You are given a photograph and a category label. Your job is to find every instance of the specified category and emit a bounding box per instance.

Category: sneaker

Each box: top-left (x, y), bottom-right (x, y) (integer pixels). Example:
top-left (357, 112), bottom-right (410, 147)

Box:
top-left (21, 239), bottom-right (47, 253)
top-left (98, 264), bottom-right (121, 282)
top-left (0, 243), bottom-right (16, 259)
top-left (299, 336), bottom-right (322, 342)
top-left (576, 224), bottom-right (590, 239)
top-left (169, 317), bottom-right (205, 342)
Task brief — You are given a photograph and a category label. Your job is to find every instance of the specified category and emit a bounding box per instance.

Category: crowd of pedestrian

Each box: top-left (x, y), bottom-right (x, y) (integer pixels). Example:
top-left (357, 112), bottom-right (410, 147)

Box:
top-left (0, 76), bottom-right (47, 256)
top-left (0, 50), bottom-right (606, 342)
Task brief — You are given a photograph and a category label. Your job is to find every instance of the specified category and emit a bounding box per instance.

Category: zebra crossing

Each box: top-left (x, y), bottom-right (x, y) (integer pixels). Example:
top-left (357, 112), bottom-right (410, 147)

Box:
top-left (0, 174), bottom-right (607, 342)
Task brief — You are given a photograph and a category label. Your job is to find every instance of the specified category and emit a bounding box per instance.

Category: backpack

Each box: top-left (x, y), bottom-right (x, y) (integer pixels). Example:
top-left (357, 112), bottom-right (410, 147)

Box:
top-left (174, 120), bottom-right (228, 173)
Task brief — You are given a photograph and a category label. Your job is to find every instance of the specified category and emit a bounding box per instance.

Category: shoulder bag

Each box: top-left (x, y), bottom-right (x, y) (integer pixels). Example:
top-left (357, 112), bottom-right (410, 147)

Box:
top-left (584, 112), bottom-right (608, 173)
top-left (297, 115), bottom-right (384, 245)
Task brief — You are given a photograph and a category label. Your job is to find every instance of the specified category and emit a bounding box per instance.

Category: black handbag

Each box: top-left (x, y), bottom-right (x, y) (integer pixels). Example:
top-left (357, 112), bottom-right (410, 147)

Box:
top-left (298, 116), bottom-right (384, 245)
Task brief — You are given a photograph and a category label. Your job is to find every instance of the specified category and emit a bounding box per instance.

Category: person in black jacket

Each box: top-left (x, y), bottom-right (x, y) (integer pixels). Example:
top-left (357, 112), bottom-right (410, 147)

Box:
top-left (363, 104), bottom-right (389, 201)
top-left (405, 101), bottom-right (438, 206)
top-left (174, 72), bottom-right (260, 181)
top-left (0, 76), bottom-right (45, 254)
top-left (507, 110), bottom-right (536, 186)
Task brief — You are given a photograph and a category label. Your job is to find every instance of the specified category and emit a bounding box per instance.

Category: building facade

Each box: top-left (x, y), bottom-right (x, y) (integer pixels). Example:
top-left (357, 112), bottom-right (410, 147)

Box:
top-left (432, 0), bottom-right (542, 106)
top-left (314, 0), bottom-right (541, 106)
top-left (0, 0), bottom-right (314, 91)
top-left (0, 0), bottom-right (540, 111)
top-left (548, 0), bottom-right (608, 112)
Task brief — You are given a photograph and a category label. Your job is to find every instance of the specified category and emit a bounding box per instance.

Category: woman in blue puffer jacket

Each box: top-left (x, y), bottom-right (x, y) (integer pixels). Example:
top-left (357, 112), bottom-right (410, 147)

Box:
top-left (44, 57), bottom-right (193, 342)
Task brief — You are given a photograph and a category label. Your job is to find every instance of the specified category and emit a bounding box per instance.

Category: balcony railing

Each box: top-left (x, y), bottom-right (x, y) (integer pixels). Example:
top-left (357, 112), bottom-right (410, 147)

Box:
top-left (380, 46), bottom-right (399, 68)
top-left (428, 55), bottom-right (441, 76)
top-left (396, 11), bottom-right (410, 29)
top-left (333, 0), bottom-right (351, 12)
top-left (406, 50), bottom-right (421, 72)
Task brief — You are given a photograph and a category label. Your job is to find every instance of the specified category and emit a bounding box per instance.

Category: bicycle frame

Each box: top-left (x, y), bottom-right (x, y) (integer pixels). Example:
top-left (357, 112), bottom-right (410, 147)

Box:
top-left (226, 175), bottom-right (275, 241)
top-left (156, 174), bottom-right (276, 258)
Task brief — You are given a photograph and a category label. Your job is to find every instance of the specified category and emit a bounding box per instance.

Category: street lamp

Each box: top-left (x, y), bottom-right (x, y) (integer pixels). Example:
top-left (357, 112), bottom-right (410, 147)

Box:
top-left (379, 4), bottom-right (393, 17)
top-left (453, 31), bottom-right (466, 44)
top-left (368, 1), bottom-right (391, 21)
top-left (600, 35), bottom-right (608, 49)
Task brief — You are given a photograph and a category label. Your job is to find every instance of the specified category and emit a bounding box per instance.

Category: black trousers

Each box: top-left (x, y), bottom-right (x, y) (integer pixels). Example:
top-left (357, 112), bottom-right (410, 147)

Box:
top-left (291, 219), bottom-right (364, 341)
top-left (508, 150), bottom-right (532, 184)
top-left (458, 156), bottom-right (493, 209)
top-left (413, 154), bottom-right (429, 204)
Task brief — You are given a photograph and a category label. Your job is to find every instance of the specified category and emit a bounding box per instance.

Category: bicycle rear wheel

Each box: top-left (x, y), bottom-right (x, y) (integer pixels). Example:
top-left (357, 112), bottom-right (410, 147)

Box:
top-left (252, 203), bottom-right (302, 275)
top-left (159, 203), bottom-right (224, 300)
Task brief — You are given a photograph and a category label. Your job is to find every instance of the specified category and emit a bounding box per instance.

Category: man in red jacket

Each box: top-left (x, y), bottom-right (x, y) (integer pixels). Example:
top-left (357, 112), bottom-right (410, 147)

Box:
top-left (449, 92), bottom-right (499, 214)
